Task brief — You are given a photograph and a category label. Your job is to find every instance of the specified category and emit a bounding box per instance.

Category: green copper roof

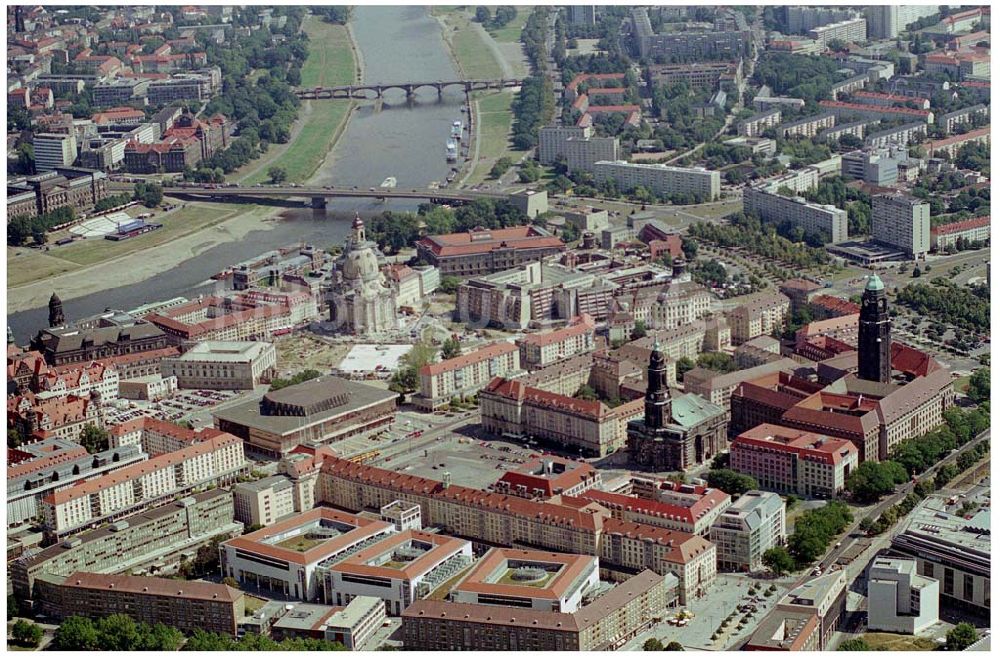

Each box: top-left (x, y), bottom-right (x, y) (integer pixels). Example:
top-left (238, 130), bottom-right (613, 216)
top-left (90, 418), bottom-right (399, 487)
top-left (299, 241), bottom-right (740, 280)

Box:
top-left (669, 393), bottom-right (724, 430)
top-left (865, 273), bottom-right (884, 291)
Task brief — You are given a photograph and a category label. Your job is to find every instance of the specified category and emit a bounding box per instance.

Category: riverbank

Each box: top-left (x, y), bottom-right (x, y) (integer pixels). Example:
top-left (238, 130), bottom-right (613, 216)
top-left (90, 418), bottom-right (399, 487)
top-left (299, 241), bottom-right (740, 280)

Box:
top-left (7, 201), bottom-right (282, 313)
top-left (236, 16), bottom-right (359, 185)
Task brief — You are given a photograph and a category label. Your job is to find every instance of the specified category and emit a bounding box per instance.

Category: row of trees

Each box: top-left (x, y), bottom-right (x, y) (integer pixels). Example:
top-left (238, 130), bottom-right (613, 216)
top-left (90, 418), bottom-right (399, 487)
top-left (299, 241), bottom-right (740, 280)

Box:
top-left (474, 6), bottom-right (517, 29)
top-left (53, 614), bottom-right (184, 651)
top-left (94, 193), bottom-right (133, 213)
top-left (786, 500), bottom-right (853, 564)
top-left (185, 630), bottom-right (347, 651)
top-left (8, 207), bottom-right (75, 246)
top-left (705, 469), bottom-right (759, 496)
top-left (511, 75), bottom-right (555, 150)
top-left (269, 368), bottom-right (321, 391)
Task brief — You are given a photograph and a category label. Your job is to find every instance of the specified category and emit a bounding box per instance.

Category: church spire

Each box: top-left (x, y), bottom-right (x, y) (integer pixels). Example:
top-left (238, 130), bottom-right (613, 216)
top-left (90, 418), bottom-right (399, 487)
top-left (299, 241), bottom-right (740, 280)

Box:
top-left (48, 292), bottom-right (64, 327)
top-left (351, 212), bottom-right (366, 244)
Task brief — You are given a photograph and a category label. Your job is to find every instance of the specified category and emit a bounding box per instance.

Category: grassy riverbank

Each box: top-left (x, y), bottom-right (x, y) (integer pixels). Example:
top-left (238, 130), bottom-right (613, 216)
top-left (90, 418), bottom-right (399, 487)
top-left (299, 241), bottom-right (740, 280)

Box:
top-left (468, 91), bottom-right (528, 184)
top-left (433, 7), bottom-right (504, 79)
top-left (239, 17), bottom-right (358, 185)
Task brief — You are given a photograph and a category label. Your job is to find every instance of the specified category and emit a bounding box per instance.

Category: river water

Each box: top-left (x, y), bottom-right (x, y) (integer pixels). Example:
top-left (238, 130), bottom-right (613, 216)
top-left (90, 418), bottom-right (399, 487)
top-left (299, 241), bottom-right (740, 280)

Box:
top-left (9, 6), bottom-right (465, 341)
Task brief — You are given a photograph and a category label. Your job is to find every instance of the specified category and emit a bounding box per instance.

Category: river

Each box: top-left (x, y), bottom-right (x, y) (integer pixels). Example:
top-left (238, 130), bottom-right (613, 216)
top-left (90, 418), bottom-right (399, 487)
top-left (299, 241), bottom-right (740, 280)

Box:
top-left (8, 6), bottom-right (465, 341)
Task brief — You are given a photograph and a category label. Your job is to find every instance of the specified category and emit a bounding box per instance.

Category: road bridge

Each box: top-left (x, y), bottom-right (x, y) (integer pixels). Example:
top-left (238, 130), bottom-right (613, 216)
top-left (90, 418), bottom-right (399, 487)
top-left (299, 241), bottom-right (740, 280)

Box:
top-left (107, 182), bottom-right (508, 208)
top-left (296, 78), bottom-right (523, 100)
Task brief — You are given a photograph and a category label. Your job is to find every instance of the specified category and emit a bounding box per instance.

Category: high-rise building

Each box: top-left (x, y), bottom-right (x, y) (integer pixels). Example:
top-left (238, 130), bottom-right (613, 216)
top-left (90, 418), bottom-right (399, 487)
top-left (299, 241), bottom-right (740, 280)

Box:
top-left (808, 17), bottom-right (867, 46)
top-left (567, 5), bottom-right (596, 26)
top-left (857, 273), bottom-right (891, 384)
top-left (866, 6), bottom-right (940, 39)
top-left (32, 132), bottom-right (78, 172)
top-left (872, 192), bottom-right (931, 259)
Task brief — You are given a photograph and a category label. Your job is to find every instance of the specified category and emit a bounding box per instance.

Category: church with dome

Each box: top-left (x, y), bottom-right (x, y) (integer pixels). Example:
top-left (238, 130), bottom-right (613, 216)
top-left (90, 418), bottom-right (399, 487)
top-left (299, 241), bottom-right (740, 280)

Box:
top-left (325, 214), bottom-right (398, 336)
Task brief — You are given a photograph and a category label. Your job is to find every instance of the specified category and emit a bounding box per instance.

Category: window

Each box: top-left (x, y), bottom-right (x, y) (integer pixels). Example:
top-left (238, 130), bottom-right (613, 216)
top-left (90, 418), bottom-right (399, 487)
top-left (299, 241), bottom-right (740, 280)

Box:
top-left (943, 568), bottom-right (954, 595)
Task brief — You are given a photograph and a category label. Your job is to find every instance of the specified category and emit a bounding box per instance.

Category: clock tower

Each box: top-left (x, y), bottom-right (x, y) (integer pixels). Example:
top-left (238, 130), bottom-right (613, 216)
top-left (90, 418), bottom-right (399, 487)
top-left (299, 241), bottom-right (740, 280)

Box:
top-left (858, 273), bottom-right (891, 384)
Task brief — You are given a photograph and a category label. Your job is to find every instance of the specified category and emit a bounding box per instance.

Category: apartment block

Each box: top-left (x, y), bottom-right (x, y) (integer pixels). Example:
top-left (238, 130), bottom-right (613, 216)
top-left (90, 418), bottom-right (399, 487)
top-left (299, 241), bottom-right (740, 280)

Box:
top-left (37, 572), bottom-right (243, 636)
top-left (936, 104), bottom-right (989, 134)
top-left (233, 475), bottom-right (296, 528)
top-left (415, 342), bottom-right (521, 411)
top-left (11, 489), bottom-right (241, 602)
top-left (573, 486), bottom-right (730, 537)
top-left (808, 18), bottom-right (866, 45)
top-left (710, 491), bottom-right (786, 572)
top-left (819, 100), bottom-right (933, 125)
top-left (863, 122), bottom-right (926, 148)
top-left (538, 125), bottom-right (590, 164)
top-left (743, 187), bottom-right (848, 244)
top-left (778, 113), bottom-right (835, 139)
top-left (727, 292), bottom-right (790, 345)
top-left (517, 314), bottom-right (596, 370)
top-left (931, 216), bottom-right (990, 250)
top-left (593, 161), bottom-right (720, 201)
top-left (735, 109), bottom-right (780, 137)
top-left (925, 125), bottom-right (990, 159)
top-left (39, 432), bottom-right (247, 538)
top-left (872, 192), bottom-right (931, 259)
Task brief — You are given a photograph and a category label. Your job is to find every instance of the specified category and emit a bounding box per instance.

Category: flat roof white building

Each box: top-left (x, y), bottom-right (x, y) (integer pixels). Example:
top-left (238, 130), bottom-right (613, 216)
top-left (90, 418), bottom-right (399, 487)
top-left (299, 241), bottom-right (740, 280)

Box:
top-left (593, 161), bottom-right (720, 201)
top-left (867, 557), bottom-right (939, 634)
top-left (161, 340), bottom-right (276, 390)
top-left (710, 490), bottom-right (786, 573)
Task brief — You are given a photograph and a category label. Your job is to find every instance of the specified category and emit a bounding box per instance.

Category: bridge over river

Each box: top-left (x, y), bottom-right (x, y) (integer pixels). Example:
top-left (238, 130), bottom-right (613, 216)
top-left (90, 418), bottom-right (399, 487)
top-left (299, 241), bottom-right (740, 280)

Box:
top-left (295, 78), bottom-right (523, 100)
top-left (107, 182), bottom-right (509, 208)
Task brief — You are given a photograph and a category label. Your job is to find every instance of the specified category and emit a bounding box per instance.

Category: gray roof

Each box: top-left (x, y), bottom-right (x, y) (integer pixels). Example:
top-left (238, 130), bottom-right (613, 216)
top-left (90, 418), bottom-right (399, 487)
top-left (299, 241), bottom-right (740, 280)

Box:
top-left (234, 474), bottom-right (292, 494)
top-left (34, 322), bottom-right (164, 353)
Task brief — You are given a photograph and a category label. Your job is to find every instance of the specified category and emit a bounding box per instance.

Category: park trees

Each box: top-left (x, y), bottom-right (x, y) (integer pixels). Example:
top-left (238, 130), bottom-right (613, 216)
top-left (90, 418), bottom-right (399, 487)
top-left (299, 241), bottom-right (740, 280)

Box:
top-left (705, 469), bottom-right (759, 496)
top-left (846, 461), bottom-right (908, 503)
top-left (762, 547), bottom-right (795, 576)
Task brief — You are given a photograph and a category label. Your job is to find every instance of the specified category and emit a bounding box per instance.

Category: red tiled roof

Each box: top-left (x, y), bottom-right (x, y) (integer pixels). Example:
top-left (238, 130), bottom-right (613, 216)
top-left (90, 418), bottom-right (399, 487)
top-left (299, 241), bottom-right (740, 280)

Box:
top-left (495, 457), bottom-right (597, 498)
top-left (572, 487), bottom-right (729, 526)
top-left (733, 423), bottom-right (858, 466)
top-left (809, 294), bottom-right (860, 317)
top-left (819, 100), bottom-right (931, 118)
top-left (927, 126), bottom-right (990, 150)
top-left (932, 216), bottom-right (989, 235)
top-left (8, 443), bottom-right (90, 480)
top-left (419, 342), bottom-right (517, 377)
top-left (517, 314), bottom-right (594, 347)
top-left (417, 226), bottom-right (564, 257)
top-left (62, 571), bottom-right (242, 603)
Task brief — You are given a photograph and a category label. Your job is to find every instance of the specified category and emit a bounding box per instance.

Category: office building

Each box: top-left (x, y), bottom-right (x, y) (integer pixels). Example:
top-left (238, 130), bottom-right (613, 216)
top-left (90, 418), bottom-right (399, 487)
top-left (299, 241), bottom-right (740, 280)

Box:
top-left (220, 508), bottom-right (396, 602)
top-left (710, 491), bottom-right (786, 572)
top-left (35, 572), bottom-right (244, 636)
top-left (212, 375), bottom-right (398, 458)
top-left (872, 193), bottom-right (930, 259)
top-left (415, 341), bottom-right (521, 411)
top-left (92, 78), bottom-right (150, 107)
top-left (891, 495), bottom-right (990, 616)
top-left (730, 424), bottom-right (859, 498)
top-left (683, 358), bottom-right (802, 412)
top-left (320, 596), bottom-right (386, 649)
top-left (160, 340), bottom-right (276, 390)
top-left (593, 161), bottom-right (720, 201)
top-left (840, 146), bottom-right (910, 186)
top-left (31, 132), bottom-right (78, 172)
top-left (322, 530), bottom-right (473, 615)
top-left (866, 557), bottom-right (939, 634)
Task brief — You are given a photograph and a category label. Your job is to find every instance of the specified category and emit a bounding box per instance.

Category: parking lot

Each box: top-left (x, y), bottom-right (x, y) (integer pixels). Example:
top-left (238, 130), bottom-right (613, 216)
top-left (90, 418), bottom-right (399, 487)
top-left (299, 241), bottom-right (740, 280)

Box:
top-left (102, 388), bottom-right (249, 427)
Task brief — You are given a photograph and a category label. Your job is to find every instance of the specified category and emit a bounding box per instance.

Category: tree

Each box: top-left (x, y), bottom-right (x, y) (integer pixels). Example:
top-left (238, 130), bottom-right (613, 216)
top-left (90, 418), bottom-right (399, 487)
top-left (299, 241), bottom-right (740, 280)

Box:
top-left (78, 424), bottom-right (110, 454)
top-left (11, 619), bottom-right (43, 647)
top-left (96, 613), bottom-right (141, 651)
top-left (439, 276), bottom-right (461, 294)
top-left (762, 547), bottom-right (795, 576)
top-left (474, 6), bottom-right (491, 23)
top-left (912, 266), bottom-right (922, 278)
top-left (967, 367), bottom-right (990, 403)
top-left (575, 384), bottom-right (598, 400)
top-left (946, 622), bottom-right (979, 650)
top-left (676, 356), bottom-right (695, 381)
top-left (267, 166), bottom-right (287, 184)
top-left (837, 638), bottom-right (870, 651)
top-left (222, 576), bottom-right (239, 588)
top-left (53, 616), bottom-right (100, 651)
top-left (269, 369), bottom-right (321, 391)
top-left (489, 157), bottom-right (514, 179)
top-left (665, 641), bottom-right (684, 651)
top-left (441, 337), bottom-right (462, 360)
top-left (846, 460), bottom-right (907, 503)
top-left (631, 320), bottom-right (647, 340)
top-left (705, 469), bottom-right (759, 495)
top-left (642, 638), bottom-right (664, 651)
top-left (711, 452), bottom-right (729, 470)
top-left (7, 594), bottom-right (18, 619)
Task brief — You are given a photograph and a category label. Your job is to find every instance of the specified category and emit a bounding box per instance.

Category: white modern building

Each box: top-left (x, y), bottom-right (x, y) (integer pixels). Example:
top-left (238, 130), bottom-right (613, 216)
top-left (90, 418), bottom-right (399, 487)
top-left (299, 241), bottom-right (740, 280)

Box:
top-left (710, 491), bottom-right (786, 573)
top-left (867, 557), bottom-right (939, 634)
top-left (744, 187), bottom-right (849, 244)
top-left (160, 340), bottom-right (277, 390)
top-left (872, 192), bottom-right (930, 259)
top-left (593, 161), bottom-right (720, 201)
top-left (319, 530), bottom-right (473, 615)
top-left (232, 475), bottom-right (296, 528)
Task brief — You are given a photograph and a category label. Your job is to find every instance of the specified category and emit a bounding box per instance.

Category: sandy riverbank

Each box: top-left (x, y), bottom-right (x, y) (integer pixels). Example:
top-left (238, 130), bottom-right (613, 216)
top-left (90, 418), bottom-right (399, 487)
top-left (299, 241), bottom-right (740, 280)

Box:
top-left (7, 203), bottom-right (282, 313)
